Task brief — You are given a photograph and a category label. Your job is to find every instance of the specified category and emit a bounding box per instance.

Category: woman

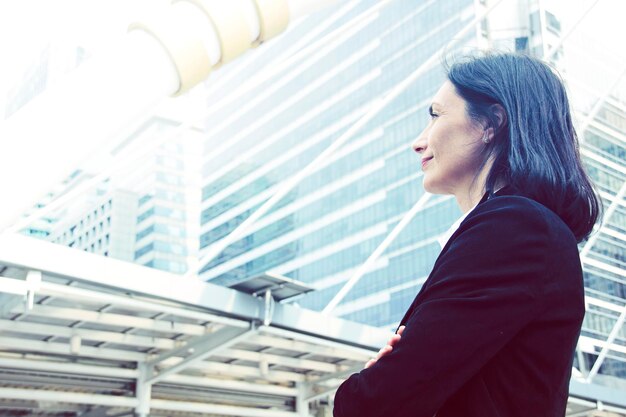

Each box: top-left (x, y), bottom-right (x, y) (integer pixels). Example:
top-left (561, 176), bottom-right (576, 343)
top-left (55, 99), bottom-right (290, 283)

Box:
top-left (333, 52), bottom-right (600, 417)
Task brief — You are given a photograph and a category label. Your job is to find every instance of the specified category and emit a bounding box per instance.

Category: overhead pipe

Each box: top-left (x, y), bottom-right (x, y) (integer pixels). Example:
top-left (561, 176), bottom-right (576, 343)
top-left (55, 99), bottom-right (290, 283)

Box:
top-left (0, 0), bottom-right (340, 230)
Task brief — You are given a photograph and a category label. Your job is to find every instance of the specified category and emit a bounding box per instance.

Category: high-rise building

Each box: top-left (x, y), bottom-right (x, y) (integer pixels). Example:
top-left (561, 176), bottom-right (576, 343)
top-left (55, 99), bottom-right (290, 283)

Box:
top-left (199, 0), bottom-right (481, 326)
top-left (50, 186), bottom-right (139, 261)
top-left (33, 115), bottom-right (200, 274)
top-left (130, 117), bottom-right (201, 274)
top-left (196, 0), bottom-right (626, 387)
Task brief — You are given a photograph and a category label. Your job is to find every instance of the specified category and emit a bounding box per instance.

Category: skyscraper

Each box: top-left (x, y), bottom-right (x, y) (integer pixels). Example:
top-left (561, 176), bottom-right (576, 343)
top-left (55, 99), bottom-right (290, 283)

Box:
top-left (199, 0), bottom-right (480, 326)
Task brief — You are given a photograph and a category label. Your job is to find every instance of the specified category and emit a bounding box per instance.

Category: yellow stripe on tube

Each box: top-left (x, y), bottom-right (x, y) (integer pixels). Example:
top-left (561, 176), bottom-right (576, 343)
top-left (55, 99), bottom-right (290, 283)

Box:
top-left (253, 0), bottom-right (290, 46)
top-left (128, 4), bottom-right (212, 95)
top-left (183, 0), bottom-right (253, 66)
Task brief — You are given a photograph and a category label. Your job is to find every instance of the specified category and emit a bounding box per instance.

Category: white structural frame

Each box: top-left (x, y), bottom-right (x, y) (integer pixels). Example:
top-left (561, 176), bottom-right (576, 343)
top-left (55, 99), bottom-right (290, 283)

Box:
top-left (0, 233), bottom-right (386, 417)
top-left (0, 234), bottom-right (625, 416)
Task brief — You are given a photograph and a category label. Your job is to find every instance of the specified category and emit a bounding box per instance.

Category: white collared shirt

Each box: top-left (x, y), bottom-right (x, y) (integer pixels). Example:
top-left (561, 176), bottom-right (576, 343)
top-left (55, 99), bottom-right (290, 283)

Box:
top-left (437, 203), bottom-right (479, 249)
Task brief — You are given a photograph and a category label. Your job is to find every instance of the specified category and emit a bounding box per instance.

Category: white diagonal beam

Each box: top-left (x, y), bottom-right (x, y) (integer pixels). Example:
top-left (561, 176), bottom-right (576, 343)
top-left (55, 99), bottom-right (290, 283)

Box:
top-left (580, 147), bottom-right (626, 175)
top-left (578, 68), bottom-right (626, 140)
top-left (585, 303), bottom-right (626, 382)
top-left (324, 192), bottom-right (431, 313)
top-left (543, 0), bottom-right (602, 62)
top-left (147, 325), bottom-right (255, 384)
top-left (580, 179), bottom-right (626, 260)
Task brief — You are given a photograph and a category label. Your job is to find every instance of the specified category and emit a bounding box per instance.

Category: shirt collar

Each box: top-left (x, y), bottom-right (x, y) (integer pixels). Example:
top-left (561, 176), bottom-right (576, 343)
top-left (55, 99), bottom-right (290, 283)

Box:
top-left (437, 201), bottom-right (479, 249)
top-left (436, 185), bottom-right (513, 249)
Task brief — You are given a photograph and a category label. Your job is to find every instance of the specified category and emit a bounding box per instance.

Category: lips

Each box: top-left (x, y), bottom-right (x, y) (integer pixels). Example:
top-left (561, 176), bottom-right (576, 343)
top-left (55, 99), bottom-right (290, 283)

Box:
top-left (421, 156), bottom-right (433, 168)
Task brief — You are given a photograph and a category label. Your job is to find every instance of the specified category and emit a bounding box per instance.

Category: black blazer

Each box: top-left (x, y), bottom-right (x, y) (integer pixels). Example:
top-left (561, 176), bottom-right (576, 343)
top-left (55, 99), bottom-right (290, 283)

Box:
top-left (333, 187), bottom-right (585, 417)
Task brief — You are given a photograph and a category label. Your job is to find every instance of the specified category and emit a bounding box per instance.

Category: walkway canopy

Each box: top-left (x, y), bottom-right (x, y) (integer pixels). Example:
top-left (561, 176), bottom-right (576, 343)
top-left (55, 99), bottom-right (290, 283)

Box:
top-left (0, 233), bottom-right (624, 416)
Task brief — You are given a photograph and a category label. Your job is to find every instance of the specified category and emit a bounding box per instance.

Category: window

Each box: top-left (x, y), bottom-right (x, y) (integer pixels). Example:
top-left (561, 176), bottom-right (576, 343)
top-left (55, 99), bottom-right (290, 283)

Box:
top-left (135, 243), bottom-right (154, 259)
top-left (136, 225), bottom-right (155, 241)
top-left (545, 11), bottom-right (561, 34)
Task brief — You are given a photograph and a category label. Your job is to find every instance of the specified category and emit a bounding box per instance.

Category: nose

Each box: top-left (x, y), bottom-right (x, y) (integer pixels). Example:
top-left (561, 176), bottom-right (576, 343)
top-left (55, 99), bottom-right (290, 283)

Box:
top-left (412, 128), bottom-right (428, 154)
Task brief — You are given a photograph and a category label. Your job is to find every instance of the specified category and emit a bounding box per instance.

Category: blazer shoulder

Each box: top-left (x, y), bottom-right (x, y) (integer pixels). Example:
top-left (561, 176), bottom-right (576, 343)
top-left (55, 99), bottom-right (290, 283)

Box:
top-left (476, 194), bottom-right (552, 217)
top-left (461, 194), bottom-right (577, 248)
top-left (465, 195), bottom-right (550, 231)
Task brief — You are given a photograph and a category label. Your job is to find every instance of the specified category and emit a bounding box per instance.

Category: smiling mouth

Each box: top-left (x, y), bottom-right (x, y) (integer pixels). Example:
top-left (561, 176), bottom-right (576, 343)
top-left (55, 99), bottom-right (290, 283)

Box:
top-left (421, 157), bottom-right (433, 168)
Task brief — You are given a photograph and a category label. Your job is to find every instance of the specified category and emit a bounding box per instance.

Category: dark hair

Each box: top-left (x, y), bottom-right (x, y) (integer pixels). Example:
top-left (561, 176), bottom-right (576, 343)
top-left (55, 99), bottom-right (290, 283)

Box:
top-left (446, 52), bottom-right (600, 242)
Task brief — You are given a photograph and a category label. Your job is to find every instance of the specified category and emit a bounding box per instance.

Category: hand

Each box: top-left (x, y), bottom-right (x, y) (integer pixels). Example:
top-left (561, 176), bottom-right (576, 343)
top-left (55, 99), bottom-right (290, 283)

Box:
top-left (364, 325), bottom-right (405, 369)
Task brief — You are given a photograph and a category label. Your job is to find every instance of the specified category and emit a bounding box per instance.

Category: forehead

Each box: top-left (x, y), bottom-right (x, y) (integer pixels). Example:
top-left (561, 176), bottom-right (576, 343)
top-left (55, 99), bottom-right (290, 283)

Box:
top-left (431, 80), bottom-right (465, 109)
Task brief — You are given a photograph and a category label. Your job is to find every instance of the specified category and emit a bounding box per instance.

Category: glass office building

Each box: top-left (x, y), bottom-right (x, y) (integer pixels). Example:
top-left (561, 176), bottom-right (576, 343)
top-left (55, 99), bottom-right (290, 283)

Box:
top-left (199, 0), bottom-right (479, 326)
top-left (197, 0), bottom-right (626, 385)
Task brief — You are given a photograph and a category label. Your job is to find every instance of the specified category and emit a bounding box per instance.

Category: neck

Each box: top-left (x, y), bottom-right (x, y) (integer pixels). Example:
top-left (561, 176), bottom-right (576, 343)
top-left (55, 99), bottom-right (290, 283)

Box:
top-left (455, 180), bottom-right (507, 213)
top-left (455, 160), bottom-right (506, 213)
top-left (455, 187), bottom-right (484, 213)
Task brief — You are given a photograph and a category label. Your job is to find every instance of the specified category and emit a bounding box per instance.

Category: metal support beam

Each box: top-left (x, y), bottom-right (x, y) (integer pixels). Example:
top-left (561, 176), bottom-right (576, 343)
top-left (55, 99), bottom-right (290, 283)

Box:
top-left (0, 387), bottom-right (138, 408)
top-left (301, 365), bottom-right (361, 403)
top-left (35, 280), bottom-right (249, 329)
top-left (146, 325), bottom-right (256, 385)
top-left (249, 333), bottom-right (369, 362)
top-left (135, 363), bottom-right (152, 417)
top-left (306, 365), bottom-right (361, 387)
top-left (296, 382), bottom-right (311, 417)
top-left (0, 357), bottom-right (138, 379)
top-left (0, 336), bottom-right (147, 362)
top-left (148, 398), bottom-right (300, 417)
top-left (259, 325), bottom-right (380, 358)
top-left (0, 319), bottom-right (177, 351)
top-left (8, 304), bottom-right (207, 335)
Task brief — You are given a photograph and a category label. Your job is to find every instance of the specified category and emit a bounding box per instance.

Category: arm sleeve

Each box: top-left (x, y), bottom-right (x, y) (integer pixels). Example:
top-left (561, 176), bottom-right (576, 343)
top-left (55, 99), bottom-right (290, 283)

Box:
top-left (333, 199), bottom-right (551, 417)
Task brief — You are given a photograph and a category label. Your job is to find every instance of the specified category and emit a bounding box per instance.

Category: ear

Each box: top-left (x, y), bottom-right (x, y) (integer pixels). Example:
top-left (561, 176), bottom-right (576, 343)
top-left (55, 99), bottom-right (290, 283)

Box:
top-left (490, 103), bottom-right (507, 133)
top-left (483, 103), bottom-right (506, 143)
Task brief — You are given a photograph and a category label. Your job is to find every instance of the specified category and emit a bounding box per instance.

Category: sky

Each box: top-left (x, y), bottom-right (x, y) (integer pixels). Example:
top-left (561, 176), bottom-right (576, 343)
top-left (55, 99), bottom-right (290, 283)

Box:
top-left (0, 0), bottom-right (174, 105)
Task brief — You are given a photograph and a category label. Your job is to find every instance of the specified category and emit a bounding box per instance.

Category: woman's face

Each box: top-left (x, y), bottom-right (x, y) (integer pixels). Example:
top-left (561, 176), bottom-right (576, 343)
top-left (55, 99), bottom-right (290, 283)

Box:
top-left (412, 81), bottom-right (487, 198)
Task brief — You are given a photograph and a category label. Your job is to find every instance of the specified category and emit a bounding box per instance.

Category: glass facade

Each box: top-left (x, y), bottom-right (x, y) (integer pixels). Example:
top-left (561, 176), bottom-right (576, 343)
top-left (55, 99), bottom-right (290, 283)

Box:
top-left (199, 0), bottom-right (478, 325)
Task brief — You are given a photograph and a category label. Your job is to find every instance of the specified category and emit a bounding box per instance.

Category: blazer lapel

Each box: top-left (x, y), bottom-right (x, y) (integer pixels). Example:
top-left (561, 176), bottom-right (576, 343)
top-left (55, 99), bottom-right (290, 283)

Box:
top-left (395, 190), bottom-right (496, 330)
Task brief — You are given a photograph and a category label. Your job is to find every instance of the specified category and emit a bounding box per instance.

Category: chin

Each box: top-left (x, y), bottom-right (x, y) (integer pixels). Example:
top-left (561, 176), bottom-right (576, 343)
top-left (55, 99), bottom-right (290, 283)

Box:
top-left (422, 178), bottom-right (438, 194)
top-left (422, 178), bottom-right (451, 196)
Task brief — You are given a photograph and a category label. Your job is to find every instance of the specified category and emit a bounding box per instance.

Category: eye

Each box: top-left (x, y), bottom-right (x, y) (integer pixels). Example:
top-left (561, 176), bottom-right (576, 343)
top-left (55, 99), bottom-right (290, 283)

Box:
top-left (428, 105), bottom-right (439, 119)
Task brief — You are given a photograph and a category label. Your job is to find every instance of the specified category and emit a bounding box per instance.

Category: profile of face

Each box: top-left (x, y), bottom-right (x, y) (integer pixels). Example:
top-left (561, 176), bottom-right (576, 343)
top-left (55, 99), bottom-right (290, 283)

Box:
top-left (412, 81), bottom-right (491, 201)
